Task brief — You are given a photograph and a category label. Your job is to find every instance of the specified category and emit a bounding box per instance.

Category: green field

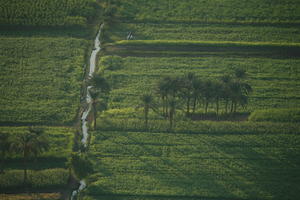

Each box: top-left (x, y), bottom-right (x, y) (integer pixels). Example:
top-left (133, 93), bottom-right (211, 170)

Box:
top-left (100, 56), bottom-right (300, 111)
top-left (1, 0), bottom-right (300, 199)
top-left (84, 130), bottom-right (300, 200)
top-left (0, 37), bottom-right (87, 125)
top-left (116, 0), bottom-right (300, 24)
top-left (0, 0), bottom-right (99, 27)
top-left (106, 23), bottom-right (300, 43)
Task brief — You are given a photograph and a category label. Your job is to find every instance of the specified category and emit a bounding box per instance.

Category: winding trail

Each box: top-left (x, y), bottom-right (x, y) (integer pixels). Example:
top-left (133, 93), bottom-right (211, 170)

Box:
top-left (70, 23), bottom-right (104, 200)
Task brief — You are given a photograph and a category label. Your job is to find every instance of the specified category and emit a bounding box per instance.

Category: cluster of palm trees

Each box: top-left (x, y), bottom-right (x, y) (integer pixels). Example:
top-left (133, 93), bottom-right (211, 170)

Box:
top-left (0, 127), bottom-right (49, 185)
top-left (139, 68), bottom-right (252, 129)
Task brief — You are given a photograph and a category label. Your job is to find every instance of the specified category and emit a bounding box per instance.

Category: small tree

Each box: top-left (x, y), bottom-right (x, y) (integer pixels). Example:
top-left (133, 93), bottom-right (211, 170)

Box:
top-left (10, 127), bottom-right (49, 184)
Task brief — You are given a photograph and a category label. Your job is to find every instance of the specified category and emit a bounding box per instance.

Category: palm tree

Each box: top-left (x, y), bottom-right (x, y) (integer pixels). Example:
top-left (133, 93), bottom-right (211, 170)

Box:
top-left (88, 74), bottom-right (110, 130)
top-left (0, 132), bottom-right (10, 174)
top-left (10, 127), bottom-right (49, 184)
top-left (90, 89), bottom-right (101, 130)
top-left (89, 73), bottom-right (110, 94)
top-left (181, 73), bottom-right (196, 115)
top-left (168, 99), bottom-right (177, 129)
top-left (138, 94), bottom-right (157, 129)
top-left (220, 75), bottom-right (232, 114)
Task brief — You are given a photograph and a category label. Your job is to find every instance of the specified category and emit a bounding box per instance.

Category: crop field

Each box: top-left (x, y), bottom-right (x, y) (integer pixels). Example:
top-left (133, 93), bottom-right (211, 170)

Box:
top-left (106, 23), bottom-right (300, 43)
top-left (100, 56), bottom-right (300, 112)
top-left (117, 0), bottom-right (300, 24)
top-left (84, 130), bottom-right (300, 200)
top-left (0, 0), bottom-right (99, 27)
top-left (0, 37), bottom-right (87, 125)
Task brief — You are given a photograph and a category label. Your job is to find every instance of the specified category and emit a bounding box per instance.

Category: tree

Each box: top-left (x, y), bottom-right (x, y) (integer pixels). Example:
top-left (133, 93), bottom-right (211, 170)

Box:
top-left (88, 74), bottom-right (110, 130)
top-left (10, 127), bottom-right (49, 184)
top-left (0, 133), bottom-right (10, 174)
top-left (138, 94), bottom-right (157, 129)
top-left (181, 73), bottom-right (196, 115)
top-left (90, 89), bottom-right (100, 130)
top-left (68, 153), bottom-right (93, 180)
top-left (168, 99), bottom-right (177, 129)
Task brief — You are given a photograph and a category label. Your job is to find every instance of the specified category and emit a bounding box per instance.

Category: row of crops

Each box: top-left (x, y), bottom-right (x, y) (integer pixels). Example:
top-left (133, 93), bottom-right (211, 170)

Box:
top-left (0, 37), bottom-right (87, 125)
top-left (84, 130), bottom-right (300, 200)
top-left (116, 0), bottom-right (300, 24)
top-left (0, 0), bottom-right (99, 27)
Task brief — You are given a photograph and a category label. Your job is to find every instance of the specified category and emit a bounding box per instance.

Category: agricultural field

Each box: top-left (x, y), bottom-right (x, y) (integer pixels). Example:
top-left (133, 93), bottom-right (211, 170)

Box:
top-left (0, 0), bottom-right (99, 27)
top-left (106, 23), bottom-right (300, 43)
top-left (100, 56), bottom-right (300, 112)
top-left (84, 130), bottom-right (300, 200)
top-left (0, 37), bottom-right (87, 125)
top-left (116, 0), bottom-right (300, 24)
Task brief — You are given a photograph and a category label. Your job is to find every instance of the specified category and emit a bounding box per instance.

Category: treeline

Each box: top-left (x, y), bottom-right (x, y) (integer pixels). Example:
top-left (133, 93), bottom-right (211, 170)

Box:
top-left (0, 0), bottom-right (100, 27)
top-left (139, 68), bottom-right (252, 128)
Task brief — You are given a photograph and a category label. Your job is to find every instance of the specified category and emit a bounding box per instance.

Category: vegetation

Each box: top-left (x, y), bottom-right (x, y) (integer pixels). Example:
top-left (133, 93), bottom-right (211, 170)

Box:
top-left (0, 193), bottom-right (61, 200)
top-left (89, 73), bottom-right (110, 130)
top-left (10, 127), bottom-right (49, 184)
top-left (107, 23), bottom-right (300, 43)
top-left (249, 109), bottom-right (300, 123)
top-left (85, 130), bottom-right (300, 200)
top-left (0, 0), bottom-right (100, 27)
top-left (0, 37), bottom-right (87, 125)
top-left (0, 168), bottom-right (69, 191)
top-left (116, 0), bottom-right (300, 24)
top-left (101, 56), bottom-right (300, 112)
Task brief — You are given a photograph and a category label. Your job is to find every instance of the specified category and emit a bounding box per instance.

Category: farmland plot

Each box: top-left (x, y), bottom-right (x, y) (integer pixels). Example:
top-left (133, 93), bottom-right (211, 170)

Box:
top-left (0, 37), bottom-right (87, 125)
top-left (84, 131), bottom-right (300, 200)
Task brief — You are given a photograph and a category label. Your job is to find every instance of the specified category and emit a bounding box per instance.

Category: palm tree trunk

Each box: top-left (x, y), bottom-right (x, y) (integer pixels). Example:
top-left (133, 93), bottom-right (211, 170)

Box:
top-left (192, 97), bottom-right (197, 113)
top-left (144, 106), bottom-right (149, 129)
top-left (205, 100), bottom-right (209, 113)
top-left (186, 97), bottom-right (190, 115)
top-left (225, 99), bottom-right (228, 114)
top-left (23, 151), bottom-right (27, 185)
top-left (93, 103), bottom-right (97, 130)
top-left (230, 101), bottom-right (234, 113)
top-left (216, 98), bottom-right (219, 115)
